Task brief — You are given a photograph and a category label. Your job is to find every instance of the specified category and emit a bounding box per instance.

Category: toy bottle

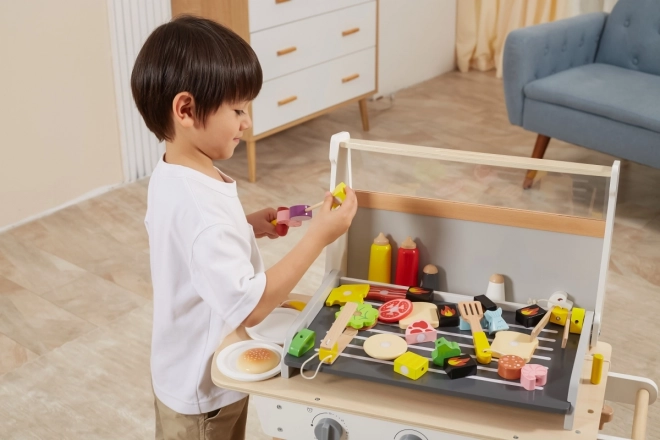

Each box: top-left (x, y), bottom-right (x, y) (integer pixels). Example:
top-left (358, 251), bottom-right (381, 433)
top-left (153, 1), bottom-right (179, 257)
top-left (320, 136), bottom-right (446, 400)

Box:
top-left (395, 237), bottom-right (419, 287)
top-left (368, 233), bottom-right (391, 283)
top-left (420, 264), bottom-right (440, 291)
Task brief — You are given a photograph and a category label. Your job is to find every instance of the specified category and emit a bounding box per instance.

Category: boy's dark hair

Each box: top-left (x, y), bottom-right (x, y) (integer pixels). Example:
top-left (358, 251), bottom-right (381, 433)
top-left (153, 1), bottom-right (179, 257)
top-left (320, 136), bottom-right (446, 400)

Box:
top-left (131, 15), bottom-right (262, 142)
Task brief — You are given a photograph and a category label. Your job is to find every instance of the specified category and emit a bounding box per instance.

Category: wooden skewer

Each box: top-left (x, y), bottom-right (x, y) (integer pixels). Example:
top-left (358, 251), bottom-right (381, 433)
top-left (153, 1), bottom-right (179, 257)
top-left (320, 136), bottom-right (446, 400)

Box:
top-left (305, 197), bottom-right (343, 212)
top-left (562, 310), bottom-right (571, 349)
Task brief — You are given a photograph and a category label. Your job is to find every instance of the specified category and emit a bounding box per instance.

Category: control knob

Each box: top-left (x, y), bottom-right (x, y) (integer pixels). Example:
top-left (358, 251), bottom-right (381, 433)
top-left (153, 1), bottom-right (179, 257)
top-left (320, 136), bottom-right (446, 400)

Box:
top-left (314, 418), bottom-right (344, 440)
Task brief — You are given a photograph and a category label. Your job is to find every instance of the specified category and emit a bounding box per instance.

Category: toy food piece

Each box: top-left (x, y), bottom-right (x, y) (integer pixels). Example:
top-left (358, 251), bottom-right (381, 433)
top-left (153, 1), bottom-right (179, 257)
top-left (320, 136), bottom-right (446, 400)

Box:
top-left (515, 304), bottom-right (547, 327)
top-left (398, 302), bottom-right (439, 329)
top-left (336, 303), bottom-right (378, 330)
top-left (420, 264), bottom-right (440, 291)
top-left (281, 300), bottom-right (307, 311)
top-left (484, 308), bottom-right (509, 334)
top-left (378, 298), bottom-right (413, 323)
top-left (288, 205), bottom-right (313, 222)
top-left (325, 284), bottom-right (369, 306)
top-left (394, 237), bottom-right (419, 287)
top-left (550, 306), bottom-right (569, 326)
top-left (368, 233), bottom-right (392, 284)
top-left (474, 294), bottom-right (497, 312)
top-left (331, 182), bottom-right (347, 208)
top-left (275, 207), bottom-right (290, 237)
top-left (236, 347), bottom-right (281, 374)
top-left (444, 355), bottom-right (477, 379)
top-left (394, 351), bottom-right (429, 380)
top-left (406, 286), bottom-right (434, 303)
top-left (459, 316), bottom-right (486, 331)
top-left (363, 334), bottom-right (408, 360)
top-left (366, 286), bottom-right (407, 302)
top-left (304, 182), bottom-right (347, 212)
top-left (288, 329), bottom-right (315, 357)
top-left (497, 355), bottom-right (525, 380)
top-left (485, 274), bottom-right (505, 302)
top-left (437, 302), bottom-right (459, 327)
top-left (570, 307), bottom-right (585, 334)
top-left (492, 311), bottom-right (551, 362)
top-left (520, 364), bottom-right (548, 390)
top-left (405, 320), bottom-right (437, 344)
top-left (432, 337), bottom-right (460, 367)
top-left (547, 291), bottom-right (573, 311)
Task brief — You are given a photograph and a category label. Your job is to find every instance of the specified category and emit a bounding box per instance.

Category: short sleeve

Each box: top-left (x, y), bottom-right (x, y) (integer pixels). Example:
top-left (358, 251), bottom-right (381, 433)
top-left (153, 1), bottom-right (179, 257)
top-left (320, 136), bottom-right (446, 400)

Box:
top-left (190, 224), bottom-right (266, 331)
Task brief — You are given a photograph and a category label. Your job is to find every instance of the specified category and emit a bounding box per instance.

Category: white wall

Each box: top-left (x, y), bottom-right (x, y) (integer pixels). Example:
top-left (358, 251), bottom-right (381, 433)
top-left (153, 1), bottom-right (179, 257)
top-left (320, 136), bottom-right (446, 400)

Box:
top-left (0, 0), bottom-right (124, 230)
top-left (377, 0), bottom-right (457, 98)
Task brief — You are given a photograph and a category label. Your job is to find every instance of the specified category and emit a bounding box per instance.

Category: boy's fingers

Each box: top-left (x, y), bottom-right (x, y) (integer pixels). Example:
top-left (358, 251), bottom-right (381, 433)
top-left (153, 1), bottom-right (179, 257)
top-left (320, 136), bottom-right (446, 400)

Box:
top-left (265, 208), bottom-right (277, 222)
top-left (341, 187), bottom-right (358, 215)
top-left (320, 191), bottom-right (334, 213)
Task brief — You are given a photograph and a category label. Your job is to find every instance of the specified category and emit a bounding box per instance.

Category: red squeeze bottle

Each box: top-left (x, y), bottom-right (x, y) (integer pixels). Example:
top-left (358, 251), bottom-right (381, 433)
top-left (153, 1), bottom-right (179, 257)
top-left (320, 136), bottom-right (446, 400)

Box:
top-left (394, 237), bottom-right (419, 287)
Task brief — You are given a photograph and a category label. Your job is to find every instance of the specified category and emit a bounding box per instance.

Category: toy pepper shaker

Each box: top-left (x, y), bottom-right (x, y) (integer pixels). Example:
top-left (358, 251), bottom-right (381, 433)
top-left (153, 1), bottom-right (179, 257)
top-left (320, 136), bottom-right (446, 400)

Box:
top-left (394, 237), bottom-right (419, 287)
top-left (420, 264), bottom-right (440, 291)
top-left (368, 233), bottom-right (391, 283)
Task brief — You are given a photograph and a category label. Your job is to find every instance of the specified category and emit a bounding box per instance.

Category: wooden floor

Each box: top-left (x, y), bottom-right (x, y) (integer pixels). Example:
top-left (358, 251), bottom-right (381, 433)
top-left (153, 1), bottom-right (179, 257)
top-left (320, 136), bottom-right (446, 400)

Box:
top-left (1, 71), bottom-right (658, 439)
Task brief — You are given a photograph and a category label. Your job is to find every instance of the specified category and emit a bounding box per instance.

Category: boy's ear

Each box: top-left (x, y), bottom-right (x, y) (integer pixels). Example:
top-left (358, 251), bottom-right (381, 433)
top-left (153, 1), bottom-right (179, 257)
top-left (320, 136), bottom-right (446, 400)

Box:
top-left (172, 92), bottom-right (195, 129)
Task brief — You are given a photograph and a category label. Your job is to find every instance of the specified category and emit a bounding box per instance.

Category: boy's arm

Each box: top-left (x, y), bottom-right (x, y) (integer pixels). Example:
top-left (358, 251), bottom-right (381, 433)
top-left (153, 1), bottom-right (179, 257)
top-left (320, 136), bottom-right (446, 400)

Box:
top-left (242, 188), bottom-right (358, 327)
top-left (190, 224), bottom-right (267, 332)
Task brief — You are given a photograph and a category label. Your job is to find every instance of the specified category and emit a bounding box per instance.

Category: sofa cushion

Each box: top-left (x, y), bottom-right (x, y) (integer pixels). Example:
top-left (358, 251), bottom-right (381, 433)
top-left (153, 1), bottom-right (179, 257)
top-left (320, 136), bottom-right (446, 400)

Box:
top-left (524, 63), bottom-right (660, 133)
top-left (595, 0), bottom-right (660, 76)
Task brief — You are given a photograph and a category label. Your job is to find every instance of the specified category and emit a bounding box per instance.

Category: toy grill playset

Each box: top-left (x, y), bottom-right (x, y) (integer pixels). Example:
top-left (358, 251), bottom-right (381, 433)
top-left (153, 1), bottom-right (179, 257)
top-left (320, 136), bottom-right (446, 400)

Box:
top-left (213, 133), bottom-right (657, 440)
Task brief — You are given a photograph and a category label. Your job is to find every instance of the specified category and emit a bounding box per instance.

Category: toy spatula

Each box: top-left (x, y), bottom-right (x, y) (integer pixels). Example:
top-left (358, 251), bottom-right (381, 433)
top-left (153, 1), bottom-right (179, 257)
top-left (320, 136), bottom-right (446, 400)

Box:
top-left (458, 301), bottom-right (492, 364)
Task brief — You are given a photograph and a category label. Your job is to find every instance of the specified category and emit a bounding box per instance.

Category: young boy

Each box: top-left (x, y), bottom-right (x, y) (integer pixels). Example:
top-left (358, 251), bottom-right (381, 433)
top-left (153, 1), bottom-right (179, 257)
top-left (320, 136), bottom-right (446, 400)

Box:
top-left (131, 15), bottom-right (358, 440)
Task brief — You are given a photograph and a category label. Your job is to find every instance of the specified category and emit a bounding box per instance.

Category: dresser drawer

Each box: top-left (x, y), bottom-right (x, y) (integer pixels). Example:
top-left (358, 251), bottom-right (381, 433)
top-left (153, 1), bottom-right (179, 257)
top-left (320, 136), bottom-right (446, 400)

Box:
top-left (251, 2), bottom-right (376, 82)
top-left (248, 0), bottom-right (371, 33)
top-left (252, 47), bottom-right (376, 135)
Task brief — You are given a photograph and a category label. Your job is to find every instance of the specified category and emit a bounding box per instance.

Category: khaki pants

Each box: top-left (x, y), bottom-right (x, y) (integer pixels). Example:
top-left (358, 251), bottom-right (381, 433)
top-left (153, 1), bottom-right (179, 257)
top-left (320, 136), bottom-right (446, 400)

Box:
top-left (154, 396), bottom-right (249, 440)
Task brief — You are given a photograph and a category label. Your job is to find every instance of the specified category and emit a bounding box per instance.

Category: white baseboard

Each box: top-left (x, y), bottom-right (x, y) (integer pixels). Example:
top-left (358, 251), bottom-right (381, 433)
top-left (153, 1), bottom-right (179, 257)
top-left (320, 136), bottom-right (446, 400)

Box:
top-left (0, 183), bottom-right (124, 235)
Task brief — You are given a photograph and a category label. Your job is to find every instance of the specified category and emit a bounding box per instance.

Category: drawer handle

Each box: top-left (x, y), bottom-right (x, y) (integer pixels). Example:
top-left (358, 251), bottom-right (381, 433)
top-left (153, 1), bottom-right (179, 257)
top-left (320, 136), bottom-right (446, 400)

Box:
top-left (342, 73), bottom-right (360, 83)
top-left (275, 0), bottom-right (290, 3)
top-left (278, 96), bottom-right (298, 106)
top-left (342, 27), bottom-right (360, 37)
top-left (277, 46), bottom-right (297, 56)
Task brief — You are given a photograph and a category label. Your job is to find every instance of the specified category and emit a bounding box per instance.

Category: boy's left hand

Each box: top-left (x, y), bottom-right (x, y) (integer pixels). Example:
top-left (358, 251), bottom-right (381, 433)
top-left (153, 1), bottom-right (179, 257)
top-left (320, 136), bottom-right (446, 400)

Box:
top-left (246, 208), bottom-right (279, 239)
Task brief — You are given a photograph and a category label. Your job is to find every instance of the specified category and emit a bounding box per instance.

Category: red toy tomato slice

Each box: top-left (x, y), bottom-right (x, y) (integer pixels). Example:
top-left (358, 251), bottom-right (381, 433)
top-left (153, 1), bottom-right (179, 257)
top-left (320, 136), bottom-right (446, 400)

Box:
top-left (378, 299), bottom-right (413, 323)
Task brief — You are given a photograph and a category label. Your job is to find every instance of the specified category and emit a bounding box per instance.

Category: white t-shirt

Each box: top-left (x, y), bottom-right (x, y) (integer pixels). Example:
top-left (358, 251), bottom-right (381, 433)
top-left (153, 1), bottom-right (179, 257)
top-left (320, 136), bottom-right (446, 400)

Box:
top-left (145, 156), bottom-right (266, 415)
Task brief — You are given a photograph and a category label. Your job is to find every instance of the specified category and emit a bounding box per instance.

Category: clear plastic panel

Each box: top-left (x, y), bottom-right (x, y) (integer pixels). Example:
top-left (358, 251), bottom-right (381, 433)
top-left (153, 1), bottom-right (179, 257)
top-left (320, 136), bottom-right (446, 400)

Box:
top-left (348, 149), bottom-right (611, 219)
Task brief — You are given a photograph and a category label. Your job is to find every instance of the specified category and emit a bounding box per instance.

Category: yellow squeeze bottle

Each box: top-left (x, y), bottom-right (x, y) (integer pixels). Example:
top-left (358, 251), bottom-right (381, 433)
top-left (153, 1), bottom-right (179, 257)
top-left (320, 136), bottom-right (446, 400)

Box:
top-left (368, 233), bottom-right (391, 283)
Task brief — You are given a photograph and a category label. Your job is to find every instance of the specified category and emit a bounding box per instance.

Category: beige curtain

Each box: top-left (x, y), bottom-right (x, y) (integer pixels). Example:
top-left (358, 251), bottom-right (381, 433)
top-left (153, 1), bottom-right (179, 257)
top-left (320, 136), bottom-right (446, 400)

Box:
top-left (456, 0), bottom-right (573, 78)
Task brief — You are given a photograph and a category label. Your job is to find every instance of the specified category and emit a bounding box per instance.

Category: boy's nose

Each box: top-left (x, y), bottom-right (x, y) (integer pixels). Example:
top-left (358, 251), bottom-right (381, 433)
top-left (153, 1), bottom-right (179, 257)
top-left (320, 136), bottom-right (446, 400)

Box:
top-left (241, 114), bottom-right (252, 130)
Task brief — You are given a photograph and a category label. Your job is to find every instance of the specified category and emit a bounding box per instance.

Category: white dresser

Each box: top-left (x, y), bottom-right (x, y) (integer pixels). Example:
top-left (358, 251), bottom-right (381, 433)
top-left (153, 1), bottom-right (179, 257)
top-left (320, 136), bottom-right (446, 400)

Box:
top-left (172, 0), bottom-right (379, 182)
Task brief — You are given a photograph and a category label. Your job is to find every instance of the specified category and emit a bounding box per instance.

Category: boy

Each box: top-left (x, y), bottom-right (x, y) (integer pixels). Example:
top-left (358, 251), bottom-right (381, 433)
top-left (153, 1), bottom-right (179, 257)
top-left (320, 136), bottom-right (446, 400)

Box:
top-left (131, 15), bottom-right (358, 440)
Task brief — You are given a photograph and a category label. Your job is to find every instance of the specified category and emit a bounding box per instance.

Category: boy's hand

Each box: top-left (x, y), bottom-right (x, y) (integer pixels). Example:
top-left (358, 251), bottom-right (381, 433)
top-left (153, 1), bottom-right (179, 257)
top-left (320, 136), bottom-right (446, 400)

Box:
top-left (306, 187), bottom-right (358, 246)
top-left (246, 208), bottom-right (279, 239)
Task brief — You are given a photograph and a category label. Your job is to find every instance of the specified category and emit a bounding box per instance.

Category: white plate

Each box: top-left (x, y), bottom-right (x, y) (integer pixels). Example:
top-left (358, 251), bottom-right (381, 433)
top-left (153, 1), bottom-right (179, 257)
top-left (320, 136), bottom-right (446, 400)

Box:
top-left (216, 341), bottom-right (283, 382)
top-left (245, 307), bottom-right (300, 345)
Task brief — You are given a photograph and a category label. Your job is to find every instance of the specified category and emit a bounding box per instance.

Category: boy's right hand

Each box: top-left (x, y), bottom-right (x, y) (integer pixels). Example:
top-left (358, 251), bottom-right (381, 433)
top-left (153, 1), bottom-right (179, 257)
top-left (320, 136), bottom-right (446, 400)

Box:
top-left (306, 186), bottom-right (358, 246)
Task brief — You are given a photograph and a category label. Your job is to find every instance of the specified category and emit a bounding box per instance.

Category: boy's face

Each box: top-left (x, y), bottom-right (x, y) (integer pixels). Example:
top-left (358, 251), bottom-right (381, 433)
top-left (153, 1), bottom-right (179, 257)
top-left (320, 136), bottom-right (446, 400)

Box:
top-left (193, 101), bottom-right (252, 161)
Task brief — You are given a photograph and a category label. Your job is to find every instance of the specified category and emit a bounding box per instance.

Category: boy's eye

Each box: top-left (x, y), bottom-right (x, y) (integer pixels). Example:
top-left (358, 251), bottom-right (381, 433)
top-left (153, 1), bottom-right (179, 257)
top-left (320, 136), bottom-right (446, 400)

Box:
top-left (235, 110), bottom-right (245, 116)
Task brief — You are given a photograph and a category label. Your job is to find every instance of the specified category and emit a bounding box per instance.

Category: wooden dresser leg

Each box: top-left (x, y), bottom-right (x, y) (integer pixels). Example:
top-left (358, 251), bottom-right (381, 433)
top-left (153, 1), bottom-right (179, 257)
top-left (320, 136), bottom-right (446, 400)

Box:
top-left (523, 134), bottom-right (551, 189)
top-left (247, 140), bottom-right (257, 183)
top-left (358, 98), bottom-right (370, 131)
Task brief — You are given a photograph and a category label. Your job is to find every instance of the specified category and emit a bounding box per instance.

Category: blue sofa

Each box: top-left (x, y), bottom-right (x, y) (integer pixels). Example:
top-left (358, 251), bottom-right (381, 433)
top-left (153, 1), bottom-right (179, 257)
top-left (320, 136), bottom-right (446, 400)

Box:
top-left (503, 0), bottom-right (660, 188)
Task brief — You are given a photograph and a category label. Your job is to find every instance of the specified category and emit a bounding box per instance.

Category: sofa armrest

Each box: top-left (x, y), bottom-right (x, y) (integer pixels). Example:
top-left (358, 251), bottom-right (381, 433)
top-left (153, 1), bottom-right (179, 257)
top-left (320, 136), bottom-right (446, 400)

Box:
top-left (503, 12), bottom-right (607, 126)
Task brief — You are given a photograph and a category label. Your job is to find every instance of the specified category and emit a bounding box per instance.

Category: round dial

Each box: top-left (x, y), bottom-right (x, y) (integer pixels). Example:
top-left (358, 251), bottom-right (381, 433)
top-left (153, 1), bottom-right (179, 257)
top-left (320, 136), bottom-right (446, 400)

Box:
top-left (400, 435), bottom-right (424, 440)
top-left (314, 418), bottom-right (344, 440)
